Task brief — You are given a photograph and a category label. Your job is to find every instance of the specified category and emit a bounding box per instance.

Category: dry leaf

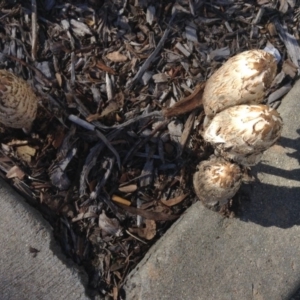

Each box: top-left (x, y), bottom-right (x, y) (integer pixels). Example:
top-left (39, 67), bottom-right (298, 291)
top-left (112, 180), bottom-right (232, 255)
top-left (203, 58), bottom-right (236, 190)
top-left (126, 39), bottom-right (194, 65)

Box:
top-left (144, 220), bottom-right (156, 240)
top-left (16, 145), bottom-right (36, 163)
top-left (100, 101), bottom-right (119, 117)
top-left (163, 83), bottom-right (205, 118)
top-left (133, 219), bottom-right (156, 240)
top-left (98, 211), bottom-right (122, 236)
top-left (52, 130), bottom-right (65, 149)
top-left (118, 203), bottom-right (178, 221)
top-left (6, 165), bottom-right (25, 179)
top-left (106, 51), bottom-right (128, 62)
top-left (161, 193), bottom-right (189, 207)
top-left (95, 60), bottom-right (116, 75)
top-left (86, 101), bottom-right (119, 122)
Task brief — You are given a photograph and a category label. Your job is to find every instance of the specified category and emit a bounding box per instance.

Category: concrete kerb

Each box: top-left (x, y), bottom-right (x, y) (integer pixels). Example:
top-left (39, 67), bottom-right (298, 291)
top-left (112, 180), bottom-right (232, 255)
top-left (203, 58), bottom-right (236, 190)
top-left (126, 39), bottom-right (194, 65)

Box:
top-left (0, 178), bottom-right (90, 300)
top-left (124, 80), bottom-right (300, 300)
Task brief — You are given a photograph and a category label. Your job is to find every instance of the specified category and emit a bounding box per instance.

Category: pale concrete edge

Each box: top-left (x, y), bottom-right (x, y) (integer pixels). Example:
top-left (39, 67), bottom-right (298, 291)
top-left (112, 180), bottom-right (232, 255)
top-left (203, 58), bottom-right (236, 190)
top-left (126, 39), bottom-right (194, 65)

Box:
top-left (0, 178), bottom-right (92, 299)
top-left (279, 77), bottom-right (300, 300)
top-left (123, 202), bottom-right (197, 287)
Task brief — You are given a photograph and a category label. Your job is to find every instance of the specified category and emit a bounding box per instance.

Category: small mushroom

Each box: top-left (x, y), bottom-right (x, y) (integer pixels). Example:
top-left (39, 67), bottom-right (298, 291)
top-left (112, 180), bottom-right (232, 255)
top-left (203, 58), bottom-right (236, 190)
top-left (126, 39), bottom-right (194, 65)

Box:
top-left (203, 49), bottom-right (277, 118)
top-left (203, 104), bottom-right (283, 166)
top-left (193, 156), bottom-right (242, 208)
top-left (0, 70), bottom-right (38, 132)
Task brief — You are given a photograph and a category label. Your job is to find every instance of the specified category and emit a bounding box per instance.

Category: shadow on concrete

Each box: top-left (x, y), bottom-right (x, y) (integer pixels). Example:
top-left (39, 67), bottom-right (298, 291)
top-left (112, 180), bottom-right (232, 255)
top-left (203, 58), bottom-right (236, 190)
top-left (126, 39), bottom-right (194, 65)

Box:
top-left (237, 129), bottom-right (300, 229)
top-left (288, 280), bottom-right (300, 300)
top-left (238, 182), bottom-right (300, 228)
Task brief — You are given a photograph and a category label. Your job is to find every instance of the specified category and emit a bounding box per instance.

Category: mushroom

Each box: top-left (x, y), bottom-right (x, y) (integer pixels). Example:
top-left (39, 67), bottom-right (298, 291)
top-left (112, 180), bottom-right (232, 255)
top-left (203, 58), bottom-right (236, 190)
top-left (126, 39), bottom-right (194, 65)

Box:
top-left (203, 49), bottom-right (277, 119)
top-left (193, 156), bottom-right (242, 208)
top-left (203, 104), bottom-right (283, 166)
top-left (0, 70), bottom-right (38, 132)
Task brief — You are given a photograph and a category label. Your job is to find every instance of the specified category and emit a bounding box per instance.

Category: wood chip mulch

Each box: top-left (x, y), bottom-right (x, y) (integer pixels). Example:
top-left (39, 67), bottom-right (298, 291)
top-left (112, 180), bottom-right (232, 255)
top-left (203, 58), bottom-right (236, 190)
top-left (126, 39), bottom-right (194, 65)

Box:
top-left (0, 0), bottom-right (299, 299)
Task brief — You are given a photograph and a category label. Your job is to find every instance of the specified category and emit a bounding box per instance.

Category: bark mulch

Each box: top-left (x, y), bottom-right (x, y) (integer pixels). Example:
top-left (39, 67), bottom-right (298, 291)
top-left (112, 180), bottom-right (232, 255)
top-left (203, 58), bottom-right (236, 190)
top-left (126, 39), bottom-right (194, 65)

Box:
top-left (0, 0), bottom-right (299, 299)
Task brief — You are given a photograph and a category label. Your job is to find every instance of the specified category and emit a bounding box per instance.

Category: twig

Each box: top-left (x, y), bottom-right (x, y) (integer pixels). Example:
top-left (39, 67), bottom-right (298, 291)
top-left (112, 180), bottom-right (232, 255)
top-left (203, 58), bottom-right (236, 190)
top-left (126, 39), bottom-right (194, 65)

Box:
top-left (94, 157), bottom-right (115, 194)
top-left (95, 130), bottom-right (121, 169)
top-left (68, 113), bottom-right (121, 169)
top-left (119, 172), bottom-right (152, 187)
top-left (112, 195), bottom-right (131, 206)
top-left (125, 230), bottom-right (147, 244)
top-left (79, 130), bottom-right (120, 197)
top-left (127, 9), bottom-right (177, 90)
top-left (106, 73), bottom-right (113, 101)
top-left (68, 114), bottom-right (95, 131)
top-left (70, 52), bottom-right (76, 85)
top-left (4, 54), bottom-right (53, 87)
top-left (123, 120), bottom-right (169, 165)
top-left (31, 0), bottom-right (37, 60)
top-left (179, 110), bottom-right (196, 155)
top-left (127, 27), bottom-right (170, 89)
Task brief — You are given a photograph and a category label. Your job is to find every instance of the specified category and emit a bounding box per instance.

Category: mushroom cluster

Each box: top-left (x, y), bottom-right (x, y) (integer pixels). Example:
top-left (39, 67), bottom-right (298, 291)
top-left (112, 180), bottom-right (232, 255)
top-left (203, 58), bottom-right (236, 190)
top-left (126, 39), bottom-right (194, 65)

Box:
top-left (0, 69), bottom-right (38, 133)
top-left (193, 49), bottom-right (283, 209)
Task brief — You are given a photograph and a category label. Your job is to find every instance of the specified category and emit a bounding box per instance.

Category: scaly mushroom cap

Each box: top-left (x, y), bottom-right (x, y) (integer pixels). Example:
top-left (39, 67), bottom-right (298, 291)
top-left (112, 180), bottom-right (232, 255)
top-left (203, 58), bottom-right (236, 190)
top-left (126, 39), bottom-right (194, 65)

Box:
top-left (203, 49), bottom-right (277, 118)
top-left (193, 156), bottom-right (242, 207)
top-left (0, 70), bottom-right (38, 131)
top-left (203, 104), bottom-right (283, 166)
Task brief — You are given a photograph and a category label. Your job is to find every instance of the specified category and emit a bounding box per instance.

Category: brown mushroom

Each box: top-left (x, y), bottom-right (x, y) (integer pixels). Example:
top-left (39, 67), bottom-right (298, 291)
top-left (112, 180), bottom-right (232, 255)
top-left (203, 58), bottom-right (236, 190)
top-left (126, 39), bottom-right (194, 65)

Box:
top-left (193, 156), bottom-right (242, 208)
top-left (203, 50), bottom-right (277, 119)
top-left (203, 104), bottom-right (283, 166)
top-left (0, 70), bottom-right (38, 132)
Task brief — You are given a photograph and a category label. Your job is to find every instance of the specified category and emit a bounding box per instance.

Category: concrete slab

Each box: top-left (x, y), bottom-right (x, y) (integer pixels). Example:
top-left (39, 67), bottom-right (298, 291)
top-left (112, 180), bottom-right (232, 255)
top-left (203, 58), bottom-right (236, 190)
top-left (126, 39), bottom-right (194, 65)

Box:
top-left (124, 80), bottom-right (300, 300)
top-left (0, 179), bottom-right (89, 300)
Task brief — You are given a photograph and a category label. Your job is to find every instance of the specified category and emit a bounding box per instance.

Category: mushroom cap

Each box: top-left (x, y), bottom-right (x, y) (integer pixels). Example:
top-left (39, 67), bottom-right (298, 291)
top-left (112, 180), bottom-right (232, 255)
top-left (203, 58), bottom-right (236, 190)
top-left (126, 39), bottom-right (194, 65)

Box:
top-left (193, 156), bottom-right (242, 207)
top-left (0, 70), bottom-right (38, 131)
top-left (203, 104), bottom-right (283, 166)
top-left (203, 49), bottom-right (277, 118)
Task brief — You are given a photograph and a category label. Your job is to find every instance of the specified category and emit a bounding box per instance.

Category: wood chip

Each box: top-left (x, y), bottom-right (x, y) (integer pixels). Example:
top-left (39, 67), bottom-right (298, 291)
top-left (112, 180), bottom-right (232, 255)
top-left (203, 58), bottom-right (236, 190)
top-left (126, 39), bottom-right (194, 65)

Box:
top-left (267, 83), bottom-right (292, 104)
top-left (175, 42), bottom-right (191, 57)
top-left (106, 51), bottom-right (128, 62)
top-left (152, 73), bottom-right (169, 83)
top-left (185, 26), bottom-right (198, 42)
top-left (275, 20), bottom-right (300, 68)
top-left (112, 195), bottom-right (131, 206)
top-left (118, 184), bottom-right (137, 193)
top-left (6, 165), bottom-right (25, 179)
top-left (146, 5), bottom-right (156, 25)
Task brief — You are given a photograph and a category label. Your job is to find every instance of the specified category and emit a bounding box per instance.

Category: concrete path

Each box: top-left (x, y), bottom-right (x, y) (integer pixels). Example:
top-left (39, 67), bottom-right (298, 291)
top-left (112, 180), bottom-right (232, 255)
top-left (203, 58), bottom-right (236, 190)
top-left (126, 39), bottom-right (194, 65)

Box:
top-left (124, 80), bottom-right (300, 300)
top-left (0, 179), bottom-right (89, 300)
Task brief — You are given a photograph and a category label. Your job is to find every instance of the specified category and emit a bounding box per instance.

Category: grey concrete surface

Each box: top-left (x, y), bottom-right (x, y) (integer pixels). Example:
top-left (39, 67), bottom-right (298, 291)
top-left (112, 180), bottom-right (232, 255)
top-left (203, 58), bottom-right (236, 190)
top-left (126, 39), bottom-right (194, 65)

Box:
top-left (124, 80), bottom-right (300, 300)
top-left (0, 179), bottom-right (89, 300)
